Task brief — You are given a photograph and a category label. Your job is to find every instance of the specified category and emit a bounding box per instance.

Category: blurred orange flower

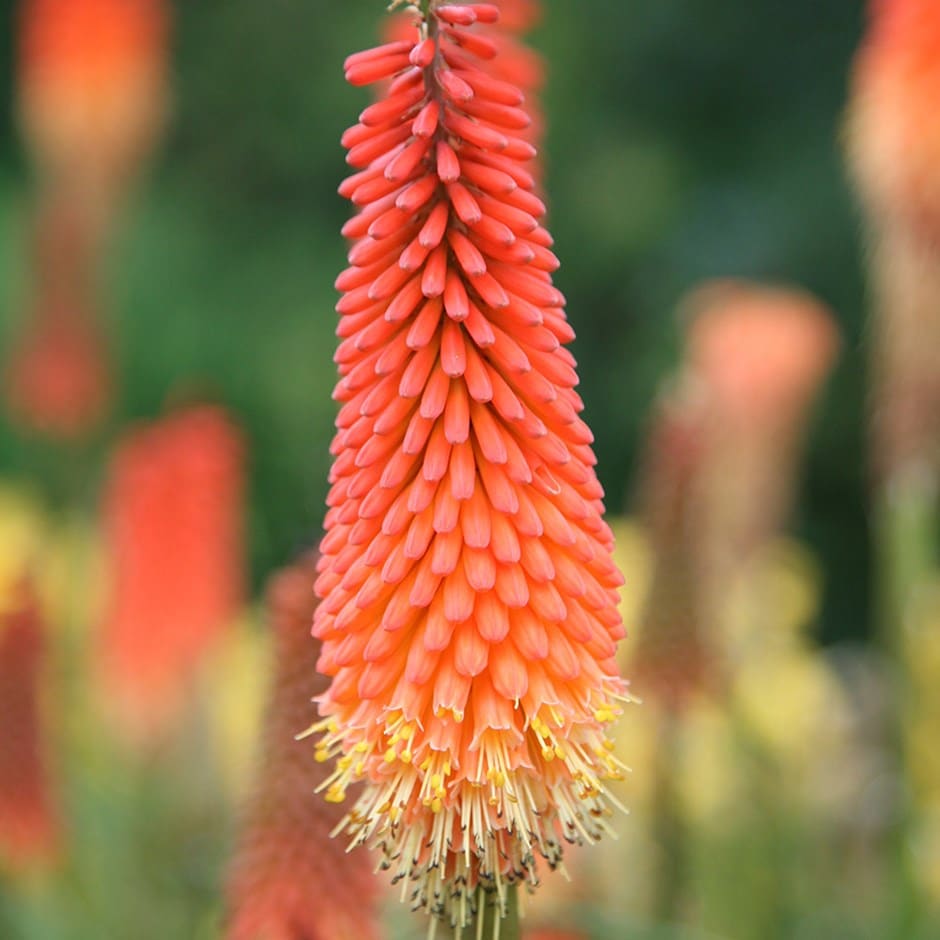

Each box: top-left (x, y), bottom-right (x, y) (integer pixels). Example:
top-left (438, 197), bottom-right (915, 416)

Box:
top-left (97, 405), bottom-right (246, 744)
top-left (18, 0), bottom-right (171, 196)
top-left (848, 0), bottom-right (940, 239)
top-left (847, 0), bottom-right (940, 480)
top-left (630, 281), bottom-right (839, 705)
top-left (681, 280), bottom-right (840, 558)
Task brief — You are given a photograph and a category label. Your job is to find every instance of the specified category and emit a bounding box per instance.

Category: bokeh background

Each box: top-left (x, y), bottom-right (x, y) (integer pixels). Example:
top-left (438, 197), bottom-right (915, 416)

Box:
top-left (0, 0), bottom-right (869, 618)
top-left (5, 2), bottom-right (937, 940)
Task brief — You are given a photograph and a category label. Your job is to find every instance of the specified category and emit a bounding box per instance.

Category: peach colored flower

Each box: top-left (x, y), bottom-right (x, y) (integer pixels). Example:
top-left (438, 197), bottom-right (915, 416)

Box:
top-left (681, 280), bottom-right (839, 566)
top-left (682, 280), bottom-right (840, 439)
top-left (98, 405), bottom-right (246, 744)
top-left (308, 2), bottom-right (626, 929)
top-left (847, 0), bottom-right (940, 239)
top-left (225, 554), bottom-right (381, 940)
top-left (630, 281), bottom-right (838, 708)
top-left (0, 579), bottom-right (59, 869)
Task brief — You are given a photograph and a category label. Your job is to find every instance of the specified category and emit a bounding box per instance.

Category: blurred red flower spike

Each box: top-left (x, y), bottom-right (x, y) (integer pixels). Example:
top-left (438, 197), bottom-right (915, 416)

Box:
top-left (4, 196), bottom-right (112, 440)
top-left (225, 554), bottom-right (382, 940)
top-left (0, 580), bottom-right (59, 870)
top-left (97, 405), bottom-right (246, 745)
top-left (5, 320), bottom-right (110, 439)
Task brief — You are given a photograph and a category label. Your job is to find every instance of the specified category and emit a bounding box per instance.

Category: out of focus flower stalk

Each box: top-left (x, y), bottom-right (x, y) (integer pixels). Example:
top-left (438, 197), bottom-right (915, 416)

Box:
top-left (0, 577), bottom-right (59, 872)
top-left (676, 282), bottom-right (836, 602)
top-left (225, 553), bottom-right (382, 940)
top-left (612, 281), bottom-right (840, 928)
top-left (97, 405), bottom-right (245, 747)
top-left (312, 2), bottom-right (626, 935)
top-left (847, 0), bottom-right (940, 638)
top-left (5, 197), bottom-right (112, 439)
top-left (847, 0), bottom-right (940, 922)
top-left (4, 0), bottom-right (171, 438)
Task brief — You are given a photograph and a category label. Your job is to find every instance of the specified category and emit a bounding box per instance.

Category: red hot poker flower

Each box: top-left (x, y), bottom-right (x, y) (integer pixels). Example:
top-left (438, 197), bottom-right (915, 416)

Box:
top-left (309, 2), bottom-right (627, 928)
top-left (225, 555), bottom-right (381, 940)
top-left (98, 405), bottom-right (246, 744)
top-left (0, 579), bottom-right (59, 869)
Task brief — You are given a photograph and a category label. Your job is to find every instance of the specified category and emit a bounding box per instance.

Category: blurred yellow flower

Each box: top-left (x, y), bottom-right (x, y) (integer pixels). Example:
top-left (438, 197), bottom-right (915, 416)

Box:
top-left (732, 647), bottom-right (847, 772)
top-left (0, 484), bottom-right (47, 615)
top-left (199, 611), bottom-right (271, 802)
top-left (610, 517), bottom-right (653, 652)
top-left (721, 538), bottom-right (822, 660)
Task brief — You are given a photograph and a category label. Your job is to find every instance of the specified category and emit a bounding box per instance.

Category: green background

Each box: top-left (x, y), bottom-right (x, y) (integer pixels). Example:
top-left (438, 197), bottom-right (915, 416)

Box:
top-left (0, 0), bottom-right (868, 638)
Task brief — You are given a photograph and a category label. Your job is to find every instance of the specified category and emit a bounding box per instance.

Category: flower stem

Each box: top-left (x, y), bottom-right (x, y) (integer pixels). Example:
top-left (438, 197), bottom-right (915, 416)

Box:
top-left (651, 711), bottom-right (686, 924)
top-left (462, 887), bottom-right (521, 940)
top-left (875, 470), bottom-right (937, 934)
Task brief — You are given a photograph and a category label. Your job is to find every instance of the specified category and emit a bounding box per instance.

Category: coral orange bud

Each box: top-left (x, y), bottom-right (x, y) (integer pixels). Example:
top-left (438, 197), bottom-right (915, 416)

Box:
top-left (387, 0), bottom-right (545, 163)
top-left (311, 2), bottom-right (627, 929)
top-left (225, 554), bottom-right (382, 940)
top-left (0, 579), bottom-right (59, 869)
top-left (98, 405), bottom-right (246, 744)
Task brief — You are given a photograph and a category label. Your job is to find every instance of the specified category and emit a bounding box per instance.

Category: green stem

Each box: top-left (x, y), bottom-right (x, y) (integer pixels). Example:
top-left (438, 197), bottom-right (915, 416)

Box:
top-left (651, 711), bottom-right (686, 924)
top-left (876, 473), bottom-right (937, 654)
top-left (461, 887), bottom-right (521, 940)
top-left (875, 472), bottom-right (937, 935)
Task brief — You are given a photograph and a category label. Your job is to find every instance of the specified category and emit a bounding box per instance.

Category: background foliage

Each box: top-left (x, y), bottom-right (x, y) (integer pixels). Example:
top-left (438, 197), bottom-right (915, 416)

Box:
top-left (0, 0), bottom-right (870, 644)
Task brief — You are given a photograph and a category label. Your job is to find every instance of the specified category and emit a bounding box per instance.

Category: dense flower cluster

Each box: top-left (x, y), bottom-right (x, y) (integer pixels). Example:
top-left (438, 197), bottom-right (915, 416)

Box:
top-left (309, 1), bottom-right (627, 927)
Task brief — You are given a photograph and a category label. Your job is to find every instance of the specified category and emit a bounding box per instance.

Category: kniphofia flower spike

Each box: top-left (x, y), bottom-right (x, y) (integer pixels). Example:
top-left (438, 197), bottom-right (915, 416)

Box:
top-left (99, 405), bottom-right (246, 744)
top-left (226, 555), bottom-right (381, 940)
top-left (308, 1), bottom-right (628, 930)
